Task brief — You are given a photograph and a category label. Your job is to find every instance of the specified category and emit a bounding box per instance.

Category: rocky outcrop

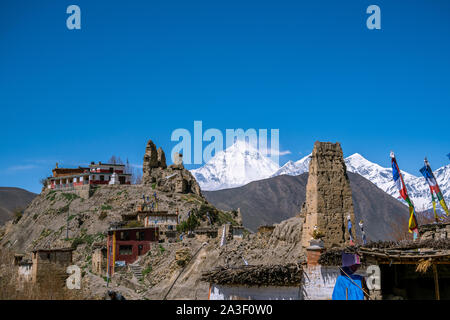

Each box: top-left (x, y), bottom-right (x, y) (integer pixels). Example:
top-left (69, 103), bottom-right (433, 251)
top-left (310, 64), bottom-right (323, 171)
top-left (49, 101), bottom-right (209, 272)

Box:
top-left (270, 216), bottom-right (303, 245)
top-left (142, 140), bottom-right (159, 184)
top-left (142, 139), bottom-right (201, 196)
top-left (157, 147), bottom-right (167, 169)
top-left (300, 141), bottom-right (355, 249)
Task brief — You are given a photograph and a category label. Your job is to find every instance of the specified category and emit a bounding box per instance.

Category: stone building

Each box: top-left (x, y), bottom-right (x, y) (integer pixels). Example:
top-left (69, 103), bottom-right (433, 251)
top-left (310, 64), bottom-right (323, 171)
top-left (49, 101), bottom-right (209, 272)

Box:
top-left (319, 237), bottom-right (450, 300)
top-left (92, 243), bottom-right (107, 276)
top-left (137, 210), bottom-right (179, 242)
top-left (203, 264), bottom-right (303, 300)
top-left (300, 141), bottom-right (355, 249)
top-left (31, 248), bottom-right (74, 284)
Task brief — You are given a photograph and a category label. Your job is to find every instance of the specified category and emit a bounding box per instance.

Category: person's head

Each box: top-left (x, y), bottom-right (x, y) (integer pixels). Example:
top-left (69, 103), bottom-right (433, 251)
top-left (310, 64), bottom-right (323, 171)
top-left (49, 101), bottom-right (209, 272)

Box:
top-left (349, 264), bottom-right (360, 273)
top-left (341, 264), bottom-right (359, 276)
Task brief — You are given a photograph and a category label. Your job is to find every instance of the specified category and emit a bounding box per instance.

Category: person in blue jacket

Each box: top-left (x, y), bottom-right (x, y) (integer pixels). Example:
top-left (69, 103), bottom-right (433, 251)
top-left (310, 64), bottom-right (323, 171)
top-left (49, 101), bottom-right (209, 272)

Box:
top-left (332, 254), bottom-right (368, 300)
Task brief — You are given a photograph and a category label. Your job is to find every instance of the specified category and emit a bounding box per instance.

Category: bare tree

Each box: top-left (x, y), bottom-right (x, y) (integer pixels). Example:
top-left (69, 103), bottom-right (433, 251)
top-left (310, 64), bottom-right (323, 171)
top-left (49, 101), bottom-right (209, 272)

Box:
top-left (133, 168), bottom-right (142, 184)
top-left (125, 158), bottom-right (132, 175)
top-left (108, 156), bottom-right (124, 165)
top-left (108, 155), bottom-right (117, 164)
top-left (39, 178), bottom-right (48, 188)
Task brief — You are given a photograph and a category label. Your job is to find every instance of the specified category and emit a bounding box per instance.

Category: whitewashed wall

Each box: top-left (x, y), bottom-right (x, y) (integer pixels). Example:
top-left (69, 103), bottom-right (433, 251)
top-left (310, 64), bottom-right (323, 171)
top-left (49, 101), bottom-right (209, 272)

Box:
top-left (209, 266), bottom-right (369, 300)
top-left (210, 284), bottom-right (301, 300)
top-left (302, 266), bottom-right (370, 300)
top-left (18, 264), bottom-right (33, 282)
top-left (301, 266), bottom-right (341, 300)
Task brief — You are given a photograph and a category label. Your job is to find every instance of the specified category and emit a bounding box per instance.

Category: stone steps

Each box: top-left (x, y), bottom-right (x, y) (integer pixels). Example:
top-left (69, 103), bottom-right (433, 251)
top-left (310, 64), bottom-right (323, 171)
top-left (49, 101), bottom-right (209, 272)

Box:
top-left (129, 264), bottom-right (143, 279)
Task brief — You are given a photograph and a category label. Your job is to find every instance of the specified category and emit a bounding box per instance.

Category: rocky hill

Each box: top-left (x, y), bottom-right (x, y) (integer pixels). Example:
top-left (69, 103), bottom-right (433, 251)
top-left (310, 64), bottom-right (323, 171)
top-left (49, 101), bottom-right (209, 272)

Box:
top-left (204, 172), bottom-right (411, 241)
top-left (0, 187), bottom-right (37, 225)
top-left (0, 140), bottom-right (243, 299)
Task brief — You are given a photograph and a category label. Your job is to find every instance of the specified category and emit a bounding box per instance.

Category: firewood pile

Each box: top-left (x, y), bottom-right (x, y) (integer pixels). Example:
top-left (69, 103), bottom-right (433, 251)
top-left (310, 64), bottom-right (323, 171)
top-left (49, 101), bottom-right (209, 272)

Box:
top-left (418, 222), bottom-right (450, 233)
top-left (318, 246), bottom-right (359, 266)
top-left (201, 263), bottom-right (302, 286)
top-left (362, 239), bottom-right (450, 250)
top-left (318, 239), bottom-right (450, 266)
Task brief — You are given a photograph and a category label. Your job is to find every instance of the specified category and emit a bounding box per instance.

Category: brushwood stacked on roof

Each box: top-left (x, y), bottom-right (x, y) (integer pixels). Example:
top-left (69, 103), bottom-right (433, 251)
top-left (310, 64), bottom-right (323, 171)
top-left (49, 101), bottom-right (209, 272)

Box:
top-left (201, 263), bottom-right (302, 286)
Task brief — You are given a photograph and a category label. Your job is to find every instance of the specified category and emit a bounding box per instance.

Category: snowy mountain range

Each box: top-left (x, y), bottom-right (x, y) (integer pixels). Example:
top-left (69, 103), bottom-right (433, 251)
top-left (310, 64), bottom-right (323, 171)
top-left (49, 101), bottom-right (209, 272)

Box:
top-left (190, 140), bottom-right (279, 191)
top-left (190, 142), bottom-right (450, 212)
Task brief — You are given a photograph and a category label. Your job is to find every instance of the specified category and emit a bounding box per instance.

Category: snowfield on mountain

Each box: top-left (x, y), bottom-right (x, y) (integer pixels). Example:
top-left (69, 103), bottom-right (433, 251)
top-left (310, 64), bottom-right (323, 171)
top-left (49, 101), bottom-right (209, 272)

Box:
top-left (191, 140), bottom-right (279, 191)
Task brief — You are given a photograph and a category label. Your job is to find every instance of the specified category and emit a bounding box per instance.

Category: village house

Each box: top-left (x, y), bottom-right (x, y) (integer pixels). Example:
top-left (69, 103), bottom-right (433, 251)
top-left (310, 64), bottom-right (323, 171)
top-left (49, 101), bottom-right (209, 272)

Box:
top-left (318, 223), bottom-right (450, 300)
top-left (193, 227), bottom-right (218, 239)
top-left (202, 264), bottom-right (303, 300)
top-left (137, 209), bottom-right (179, 242)
top-left (31, 248), bottom-right (74, 284)
top-left (231, 226), bottom-right (245, 239)
top-left (46, 161), bottom-right (131, 191)
top-left (107, 226), bottom-right (159, 276)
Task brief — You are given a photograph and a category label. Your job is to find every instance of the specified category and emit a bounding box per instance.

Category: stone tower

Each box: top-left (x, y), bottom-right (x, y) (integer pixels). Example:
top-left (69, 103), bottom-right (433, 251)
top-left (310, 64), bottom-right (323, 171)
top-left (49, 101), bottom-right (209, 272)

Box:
top-left (300, 141), bottom-right (355, 249)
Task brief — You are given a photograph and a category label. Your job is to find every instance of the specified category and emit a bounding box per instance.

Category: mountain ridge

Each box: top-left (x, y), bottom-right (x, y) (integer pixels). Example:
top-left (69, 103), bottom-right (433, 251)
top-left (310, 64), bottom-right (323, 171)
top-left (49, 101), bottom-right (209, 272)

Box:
top-left (0, 187), bottom-right (38, 225)
top-left (204, 172), bottom-right (411, 241)
top-left (191, 142), bottom-right (449, 212)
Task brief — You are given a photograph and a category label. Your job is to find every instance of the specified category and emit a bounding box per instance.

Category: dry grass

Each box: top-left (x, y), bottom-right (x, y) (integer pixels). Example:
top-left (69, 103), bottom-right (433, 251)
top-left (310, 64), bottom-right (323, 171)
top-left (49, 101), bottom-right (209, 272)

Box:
top-left (415, 258), bottom-right (433, 274)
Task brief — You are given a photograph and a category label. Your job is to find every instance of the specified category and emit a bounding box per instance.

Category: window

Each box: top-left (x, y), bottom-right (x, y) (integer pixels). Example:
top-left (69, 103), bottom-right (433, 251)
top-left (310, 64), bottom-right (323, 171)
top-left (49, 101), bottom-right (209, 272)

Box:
top-left (120, 231), bottom-right (130, 241)
top-left (100, 175), bottom-right (104, 182)
top-left (136, 231), bottom-right (145, 241)
top-left (118, 245), bottom-right (132, 256)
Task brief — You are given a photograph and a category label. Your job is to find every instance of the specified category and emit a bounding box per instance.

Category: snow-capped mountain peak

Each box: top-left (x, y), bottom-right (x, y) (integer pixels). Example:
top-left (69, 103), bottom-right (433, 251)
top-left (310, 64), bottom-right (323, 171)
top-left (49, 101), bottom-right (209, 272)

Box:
top-left (190, 140), bottom-right (280, 191)
top-left (271, 154), bottom-right (311, 177)
top-left (192, 144), bottom-right (450, 213)
top-left (279, 152), bottom-right (449, 213)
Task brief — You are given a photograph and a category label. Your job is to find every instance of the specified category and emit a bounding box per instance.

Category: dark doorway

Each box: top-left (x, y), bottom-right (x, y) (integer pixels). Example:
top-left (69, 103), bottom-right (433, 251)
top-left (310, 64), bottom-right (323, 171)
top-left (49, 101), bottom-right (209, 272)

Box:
top-left (380, 264), bottom-right (450, 300)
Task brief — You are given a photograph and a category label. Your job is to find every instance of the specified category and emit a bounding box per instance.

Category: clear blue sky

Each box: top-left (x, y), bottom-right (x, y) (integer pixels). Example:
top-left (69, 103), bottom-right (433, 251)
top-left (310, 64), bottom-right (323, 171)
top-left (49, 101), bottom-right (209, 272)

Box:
top-left (1, 0), bottom-right (449, 193)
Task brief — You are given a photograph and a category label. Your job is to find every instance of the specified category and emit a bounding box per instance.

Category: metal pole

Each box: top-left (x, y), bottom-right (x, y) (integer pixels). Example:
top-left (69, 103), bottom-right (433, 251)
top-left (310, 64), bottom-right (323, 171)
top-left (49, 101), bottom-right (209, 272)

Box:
top-left (66, 209), bottom-right (69, 239)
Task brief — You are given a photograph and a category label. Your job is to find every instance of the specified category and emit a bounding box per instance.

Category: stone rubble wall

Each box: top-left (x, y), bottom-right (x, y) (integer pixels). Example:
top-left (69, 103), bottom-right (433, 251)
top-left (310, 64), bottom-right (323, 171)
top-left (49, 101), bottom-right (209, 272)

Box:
top-left (301, 141), bottom-right (355, 249)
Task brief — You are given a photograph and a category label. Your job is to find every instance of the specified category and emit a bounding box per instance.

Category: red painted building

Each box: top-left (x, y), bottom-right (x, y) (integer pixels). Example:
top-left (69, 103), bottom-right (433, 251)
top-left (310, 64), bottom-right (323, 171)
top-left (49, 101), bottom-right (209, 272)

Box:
top-left (107, 227), bottom-right (159, 276)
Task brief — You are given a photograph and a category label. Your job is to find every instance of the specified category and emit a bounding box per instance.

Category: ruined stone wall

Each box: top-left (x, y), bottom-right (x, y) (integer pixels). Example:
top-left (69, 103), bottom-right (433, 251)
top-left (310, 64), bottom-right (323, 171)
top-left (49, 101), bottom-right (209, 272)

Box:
top-left (301, 142), bottom-right (355, 249)
top-left (419, 222), bottom-right (450, 240)
top-left (141, 139), bottom-right (202, 196)
top-left (32, 251), bottom-right (73, 284)
top-left (92, 248), bottom-right (106, 276)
